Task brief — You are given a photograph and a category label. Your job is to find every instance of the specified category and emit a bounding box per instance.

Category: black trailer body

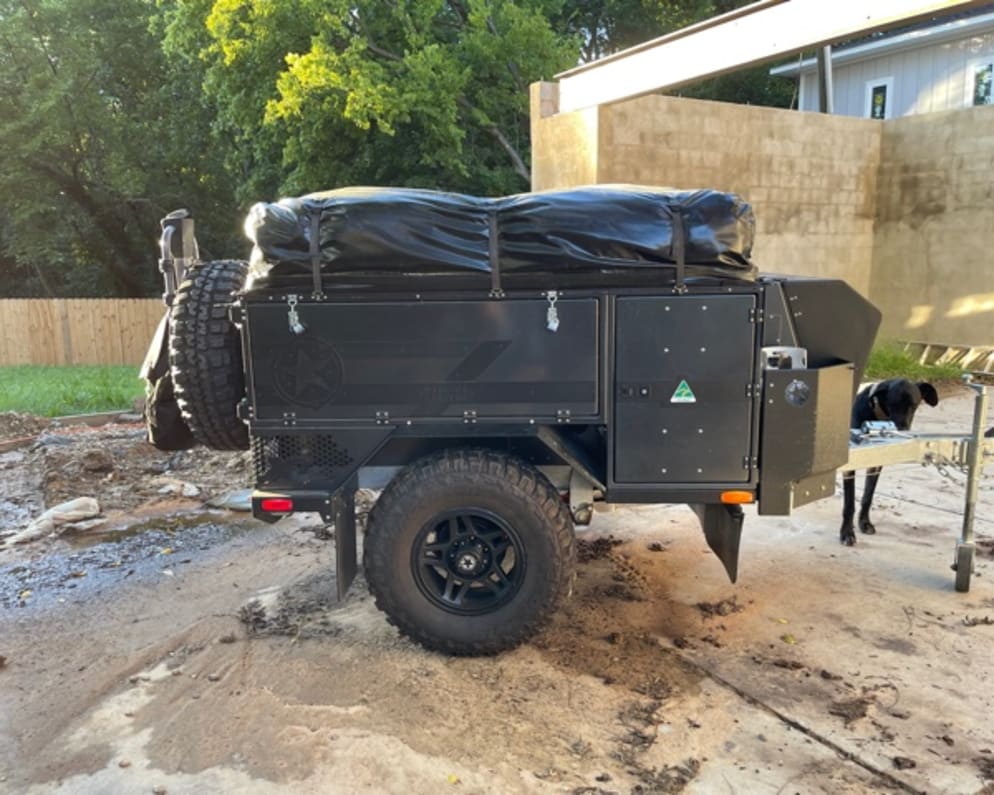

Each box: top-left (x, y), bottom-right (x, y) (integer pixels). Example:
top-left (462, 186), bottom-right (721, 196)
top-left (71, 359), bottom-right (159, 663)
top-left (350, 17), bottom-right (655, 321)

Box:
top-left (239, 278), bottom-right (874, 563)
top-left (149, 187), bottom-right (880, 655)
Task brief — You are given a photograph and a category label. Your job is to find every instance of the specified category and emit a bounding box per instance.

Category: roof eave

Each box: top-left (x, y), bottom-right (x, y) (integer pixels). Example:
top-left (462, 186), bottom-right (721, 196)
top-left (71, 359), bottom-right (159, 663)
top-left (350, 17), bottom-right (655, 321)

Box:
top-left (770, 10), bottom-right (994, 77)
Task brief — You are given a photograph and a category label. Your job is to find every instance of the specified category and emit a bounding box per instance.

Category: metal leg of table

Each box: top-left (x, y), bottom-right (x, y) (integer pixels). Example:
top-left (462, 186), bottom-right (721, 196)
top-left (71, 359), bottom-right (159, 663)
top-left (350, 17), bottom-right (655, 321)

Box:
top-left (955, 382), bottom-right (987, 591)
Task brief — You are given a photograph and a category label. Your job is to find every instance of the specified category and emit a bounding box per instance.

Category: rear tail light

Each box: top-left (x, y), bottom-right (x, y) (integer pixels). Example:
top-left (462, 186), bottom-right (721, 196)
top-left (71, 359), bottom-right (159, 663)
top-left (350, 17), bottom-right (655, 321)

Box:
top-left (260, 497), bottom-right (294, 513)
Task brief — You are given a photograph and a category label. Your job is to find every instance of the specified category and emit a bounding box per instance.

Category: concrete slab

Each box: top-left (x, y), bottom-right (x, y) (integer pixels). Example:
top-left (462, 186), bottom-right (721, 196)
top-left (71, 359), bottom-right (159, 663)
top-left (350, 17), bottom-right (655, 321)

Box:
top-left (0, 390), bottom-right (991, 793)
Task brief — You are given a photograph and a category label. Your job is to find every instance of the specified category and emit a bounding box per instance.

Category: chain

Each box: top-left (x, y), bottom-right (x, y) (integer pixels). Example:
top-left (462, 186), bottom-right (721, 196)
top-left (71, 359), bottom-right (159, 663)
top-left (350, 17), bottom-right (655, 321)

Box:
top-left (922, 451), bottom-right (994, 482)
top-left (923, 452), bottom-right (963, 480)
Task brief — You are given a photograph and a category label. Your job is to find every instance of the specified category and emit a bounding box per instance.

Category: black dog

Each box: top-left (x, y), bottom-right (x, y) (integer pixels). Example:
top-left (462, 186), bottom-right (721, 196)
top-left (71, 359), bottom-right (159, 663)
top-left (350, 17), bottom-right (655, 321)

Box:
top-left (840, 379), bottom-right (939, 545)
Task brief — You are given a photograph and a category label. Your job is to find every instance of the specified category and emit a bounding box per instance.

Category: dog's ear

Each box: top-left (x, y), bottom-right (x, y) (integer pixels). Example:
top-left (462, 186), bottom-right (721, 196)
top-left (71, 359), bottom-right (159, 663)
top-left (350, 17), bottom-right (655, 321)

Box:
top-left (918, 382), bottom-right (939, 407)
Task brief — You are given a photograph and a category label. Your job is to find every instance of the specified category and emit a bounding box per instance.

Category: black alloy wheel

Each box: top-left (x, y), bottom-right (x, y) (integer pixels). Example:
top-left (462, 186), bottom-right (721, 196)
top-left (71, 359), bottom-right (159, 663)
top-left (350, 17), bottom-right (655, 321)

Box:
top-left (412, 509), bottom-right (526, 616)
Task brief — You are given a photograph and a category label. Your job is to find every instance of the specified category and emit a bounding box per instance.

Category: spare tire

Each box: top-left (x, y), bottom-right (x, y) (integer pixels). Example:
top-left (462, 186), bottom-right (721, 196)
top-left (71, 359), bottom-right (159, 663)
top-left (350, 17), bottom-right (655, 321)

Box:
top-left (169, 259), bottom-right (249, 450)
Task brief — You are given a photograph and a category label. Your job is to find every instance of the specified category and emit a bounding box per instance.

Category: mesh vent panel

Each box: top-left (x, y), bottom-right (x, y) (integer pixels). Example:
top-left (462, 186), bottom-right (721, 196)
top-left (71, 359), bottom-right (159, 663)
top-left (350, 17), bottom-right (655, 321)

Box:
top-left (252, 435), bottom-right (354, 487)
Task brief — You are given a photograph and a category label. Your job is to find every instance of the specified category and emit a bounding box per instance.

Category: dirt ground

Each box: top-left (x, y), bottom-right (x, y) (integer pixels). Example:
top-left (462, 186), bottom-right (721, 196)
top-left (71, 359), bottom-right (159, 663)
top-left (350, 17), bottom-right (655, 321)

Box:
top-left (1, 390), bottom-right (994, 794)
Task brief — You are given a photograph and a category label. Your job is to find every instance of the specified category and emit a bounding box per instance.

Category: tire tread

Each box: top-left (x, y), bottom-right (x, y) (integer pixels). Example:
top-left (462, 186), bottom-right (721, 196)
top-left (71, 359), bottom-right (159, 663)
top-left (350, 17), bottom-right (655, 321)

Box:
top-left (169, 260), bottom-right (248, 450)
top-left (364, 449), bottom-right (575, 655)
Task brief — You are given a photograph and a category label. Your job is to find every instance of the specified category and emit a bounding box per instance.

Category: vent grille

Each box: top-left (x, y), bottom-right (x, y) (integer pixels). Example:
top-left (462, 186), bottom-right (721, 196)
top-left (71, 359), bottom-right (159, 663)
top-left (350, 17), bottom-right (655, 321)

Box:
top-left (252, 435), bottom-right (354, 487)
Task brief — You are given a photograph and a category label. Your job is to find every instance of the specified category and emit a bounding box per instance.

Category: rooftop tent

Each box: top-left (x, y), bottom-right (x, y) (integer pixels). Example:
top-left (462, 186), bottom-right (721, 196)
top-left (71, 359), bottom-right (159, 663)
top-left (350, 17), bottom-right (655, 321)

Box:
top-left (243, 185), bottom-right (756, 290)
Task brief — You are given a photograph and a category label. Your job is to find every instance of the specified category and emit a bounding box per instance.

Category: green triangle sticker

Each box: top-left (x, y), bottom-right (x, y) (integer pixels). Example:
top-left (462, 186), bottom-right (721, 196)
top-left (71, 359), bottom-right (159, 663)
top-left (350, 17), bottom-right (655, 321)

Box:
top-left (670, 379), bottom-right (696, 404)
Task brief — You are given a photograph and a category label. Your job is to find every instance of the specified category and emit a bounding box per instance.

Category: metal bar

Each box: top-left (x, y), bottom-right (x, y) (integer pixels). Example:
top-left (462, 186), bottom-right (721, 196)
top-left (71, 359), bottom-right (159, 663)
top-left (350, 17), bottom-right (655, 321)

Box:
top-left (961, 383), bottom-right (988, 545)
top-left (158, 225), bottom-right (176, 307)
top-left (845, 434), bottom-right (970, 470)
top-left (816, 45), bottom-right (834, 113)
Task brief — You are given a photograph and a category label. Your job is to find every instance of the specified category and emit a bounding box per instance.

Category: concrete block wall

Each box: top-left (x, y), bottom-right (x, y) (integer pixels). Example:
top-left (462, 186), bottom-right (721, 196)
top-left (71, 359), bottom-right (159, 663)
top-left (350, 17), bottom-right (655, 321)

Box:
top-left (871, 105), bottom-right (994, 346)
top-left (530, 82), bottom-right (600, 189)
top-left (531, 84), bottom-right (994, 346)
top-left (531, 86), bottom-right (882, 295)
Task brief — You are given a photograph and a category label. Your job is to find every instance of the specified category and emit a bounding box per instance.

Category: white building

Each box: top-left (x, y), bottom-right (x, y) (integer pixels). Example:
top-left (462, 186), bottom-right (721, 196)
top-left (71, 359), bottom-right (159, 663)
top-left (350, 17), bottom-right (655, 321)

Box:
top-left (771, 7), bottom-right (994, 119)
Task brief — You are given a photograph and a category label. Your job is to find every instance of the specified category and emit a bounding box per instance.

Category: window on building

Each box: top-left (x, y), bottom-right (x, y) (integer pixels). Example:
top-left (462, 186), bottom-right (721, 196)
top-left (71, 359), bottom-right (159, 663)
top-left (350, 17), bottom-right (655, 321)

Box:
top-left (973, 62), bottom-right (993, 106)
top-left (865, 77), bottom-right (893, 120)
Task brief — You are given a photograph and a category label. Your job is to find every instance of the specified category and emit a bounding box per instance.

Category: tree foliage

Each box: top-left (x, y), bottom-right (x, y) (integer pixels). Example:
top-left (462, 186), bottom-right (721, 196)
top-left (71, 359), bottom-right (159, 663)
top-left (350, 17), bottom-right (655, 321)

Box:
top-left (0, 0), bottom-right (238, 296)
top-left (0, 0), bottom-right (794, 297)
top-left (677, 63), bottom-right (796, 108)
top-left (167, 0), bottom-right (578, 200)
top-left (557, 0), bottom-right (746, 62)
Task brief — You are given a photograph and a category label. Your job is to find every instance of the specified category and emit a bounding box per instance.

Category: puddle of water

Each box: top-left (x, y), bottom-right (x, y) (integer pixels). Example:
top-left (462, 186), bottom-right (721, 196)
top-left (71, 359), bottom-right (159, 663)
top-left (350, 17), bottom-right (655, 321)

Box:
top-left (0, 516), bottom-right (257, 609)
top-left (64, 511), bottom-right (232, 550)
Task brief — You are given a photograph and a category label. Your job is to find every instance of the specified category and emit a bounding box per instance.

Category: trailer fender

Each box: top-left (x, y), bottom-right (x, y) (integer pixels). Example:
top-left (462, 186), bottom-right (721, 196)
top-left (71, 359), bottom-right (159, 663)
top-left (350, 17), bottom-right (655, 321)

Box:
top-left (690, 503), bottom-right (744, 583)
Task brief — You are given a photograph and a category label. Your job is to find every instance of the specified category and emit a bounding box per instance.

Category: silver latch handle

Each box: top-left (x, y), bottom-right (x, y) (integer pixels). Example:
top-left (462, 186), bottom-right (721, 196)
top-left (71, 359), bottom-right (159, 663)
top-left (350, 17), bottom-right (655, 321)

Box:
top-left (546, 290), bottom-right (560, 332)
top-left (287, 294), bottom-right (306, 335)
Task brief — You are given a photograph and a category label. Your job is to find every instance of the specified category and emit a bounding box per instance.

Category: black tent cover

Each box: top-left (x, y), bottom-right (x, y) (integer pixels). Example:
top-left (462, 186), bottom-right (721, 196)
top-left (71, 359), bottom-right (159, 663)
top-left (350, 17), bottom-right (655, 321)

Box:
top-left (244, 184), bottom-right (756, 288)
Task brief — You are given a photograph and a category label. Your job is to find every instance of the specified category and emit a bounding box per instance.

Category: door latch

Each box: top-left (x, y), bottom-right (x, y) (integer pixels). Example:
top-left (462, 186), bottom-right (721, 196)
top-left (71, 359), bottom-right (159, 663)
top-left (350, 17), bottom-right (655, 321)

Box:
top-left (287, 294), bottom-right (306, 335)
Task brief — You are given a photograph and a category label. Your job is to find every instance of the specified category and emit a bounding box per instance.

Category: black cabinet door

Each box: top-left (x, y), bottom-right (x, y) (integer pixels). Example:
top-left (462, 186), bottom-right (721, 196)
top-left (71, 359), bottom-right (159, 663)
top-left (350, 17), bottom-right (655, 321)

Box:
top-left (614, 295), bottom-right (756, 484)
top-left (247, 298), bottom-right (599, 421)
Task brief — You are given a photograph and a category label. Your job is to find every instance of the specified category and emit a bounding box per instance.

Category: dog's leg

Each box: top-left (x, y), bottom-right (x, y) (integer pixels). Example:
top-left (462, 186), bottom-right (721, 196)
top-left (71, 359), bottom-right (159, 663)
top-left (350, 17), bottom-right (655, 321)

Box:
top-left (858, 467), bottom-right (882, 534)
top-left (841, 470), bottom-right (857, 545)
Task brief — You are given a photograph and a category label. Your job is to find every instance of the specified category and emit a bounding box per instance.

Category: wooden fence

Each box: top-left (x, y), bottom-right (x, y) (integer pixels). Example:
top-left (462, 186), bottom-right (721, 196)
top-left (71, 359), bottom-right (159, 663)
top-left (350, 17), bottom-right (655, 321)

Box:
top-left (0, 299), bottom-right (165, 366)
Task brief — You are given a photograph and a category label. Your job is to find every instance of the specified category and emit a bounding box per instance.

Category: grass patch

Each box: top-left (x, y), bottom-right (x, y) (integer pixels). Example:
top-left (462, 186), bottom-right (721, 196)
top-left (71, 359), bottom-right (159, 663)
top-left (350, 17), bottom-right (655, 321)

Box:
top-left (0, 365), bottom-right (143, 417)
top-left (865, 343), bottom-right (964, 383)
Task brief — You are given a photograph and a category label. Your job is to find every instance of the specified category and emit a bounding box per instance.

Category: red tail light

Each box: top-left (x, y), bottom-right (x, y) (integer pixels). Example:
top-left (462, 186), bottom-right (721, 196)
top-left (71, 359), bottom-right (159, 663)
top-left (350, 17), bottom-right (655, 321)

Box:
top-left (260, 497), bottom-right (293, 513)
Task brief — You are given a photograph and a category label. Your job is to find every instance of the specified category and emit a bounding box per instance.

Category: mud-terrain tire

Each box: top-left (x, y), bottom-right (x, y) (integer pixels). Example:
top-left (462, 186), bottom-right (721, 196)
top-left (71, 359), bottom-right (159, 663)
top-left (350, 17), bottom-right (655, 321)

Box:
top-left (169, 259), bottom-right (249, 450)
top-left (364, 450), bottom-right (575, 655)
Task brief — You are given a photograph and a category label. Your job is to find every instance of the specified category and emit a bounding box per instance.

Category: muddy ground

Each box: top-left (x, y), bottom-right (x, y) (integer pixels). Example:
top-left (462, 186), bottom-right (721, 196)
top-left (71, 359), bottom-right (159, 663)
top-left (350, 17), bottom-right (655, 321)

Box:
top-left (1, 392), bottom-right (993, 794)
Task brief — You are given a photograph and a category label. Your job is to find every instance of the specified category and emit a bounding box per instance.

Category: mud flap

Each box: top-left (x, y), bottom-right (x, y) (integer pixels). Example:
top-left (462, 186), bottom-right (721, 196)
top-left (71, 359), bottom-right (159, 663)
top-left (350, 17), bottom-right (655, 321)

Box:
top-left (690, 503), bottom-right (744, 583)
top-left (322, 476), bottom-right (358, 601)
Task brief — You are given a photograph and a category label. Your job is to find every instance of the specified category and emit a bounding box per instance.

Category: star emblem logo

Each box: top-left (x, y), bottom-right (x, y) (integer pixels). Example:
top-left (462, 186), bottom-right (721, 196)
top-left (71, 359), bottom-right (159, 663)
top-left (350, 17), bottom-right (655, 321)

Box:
top-left (272, 338), bottom-right (344, 409)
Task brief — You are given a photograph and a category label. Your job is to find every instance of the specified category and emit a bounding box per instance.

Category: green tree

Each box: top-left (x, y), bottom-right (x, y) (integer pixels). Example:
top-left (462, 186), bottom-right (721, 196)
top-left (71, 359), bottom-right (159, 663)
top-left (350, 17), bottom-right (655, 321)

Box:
top-left (0, 0), bottom-right (795, 299)
top-left (676, 63), bottom-right (796, 108)
top-left (555, 0), bottom-right (744, 62)
top-left (0, 0), bottom-right (238, 297)
top-left (170, 0), bottom-right (578, 199)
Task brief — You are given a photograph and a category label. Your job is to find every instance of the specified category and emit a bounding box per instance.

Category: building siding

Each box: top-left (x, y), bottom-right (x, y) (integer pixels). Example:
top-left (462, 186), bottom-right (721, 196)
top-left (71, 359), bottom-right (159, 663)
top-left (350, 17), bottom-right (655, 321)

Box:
top-left (797, 31), bottom-right (994, 117)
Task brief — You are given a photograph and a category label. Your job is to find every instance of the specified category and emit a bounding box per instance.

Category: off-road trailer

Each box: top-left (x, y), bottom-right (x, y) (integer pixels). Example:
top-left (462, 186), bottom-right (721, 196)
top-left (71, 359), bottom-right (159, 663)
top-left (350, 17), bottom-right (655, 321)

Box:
top-left (144, 189), bottom-right (881, 655)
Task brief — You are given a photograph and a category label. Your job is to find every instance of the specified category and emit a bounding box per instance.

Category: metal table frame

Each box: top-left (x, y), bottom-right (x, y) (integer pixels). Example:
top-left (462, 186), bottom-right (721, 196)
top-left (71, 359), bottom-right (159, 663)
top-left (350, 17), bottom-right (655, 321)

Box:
top-left (844, 379), bottom-right (991, 591)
